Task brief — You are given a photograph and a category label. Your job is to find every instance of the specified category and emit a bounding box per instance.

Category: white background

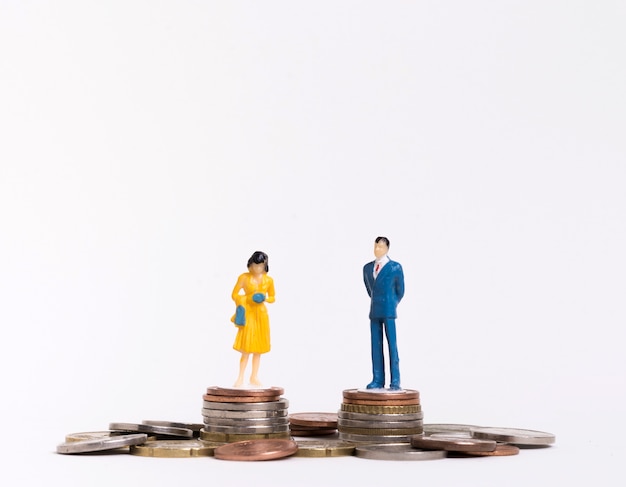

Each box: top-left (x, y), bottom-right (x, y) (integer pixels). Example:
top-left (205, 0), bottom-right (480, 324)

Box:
top-left (1, 1), bottom-right (625, 485)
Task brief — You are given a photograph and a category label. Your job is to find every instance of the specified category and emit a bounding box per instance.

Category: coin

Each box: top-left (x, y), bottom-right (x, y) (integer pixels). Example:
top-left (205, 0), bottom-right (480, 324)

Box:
top-left (294, 439), bottom-right (356, 457)
top-left (130, 439), bottom-right (221, 457)
top-left (342, 397), bottom-right (419, 406)
top-left (202, 408), bottom-right (288, 419)
top-left (142, 420), bottom-right (204, 436)
top-left (411, 435), bottom-right (497, 452)
top-left (340, 403), bottom-right (421, 414)
top-left (57, 433), bottom-right (148, 454)
top-left (429, 432), bottom-right (472, 439)
top-left (338, 432), bottom-right (415, 443)
top-left (338, 410), bottom-right (424, 421)
top-left (289, 412), bottom-right (338, 428)
top-left (450, 444), bottom-right (521, 457)
top-left (203, 422), bottom-right (291, 435)
top-left (343, 389), bottom-right (420, 401)
top-left (214, 439), bottom-right (298, 461)
top-left (206, 386), bottom-right (284, 397)
top-left (203, 398), bottom-right (289, 411)
top-left (200, 430), bottom-right (292, 442)
top-left (108, 423), bottom-right (193, 438)
top-left (470, 427), bottom-right (556, 446)
top-left (64, 431), bottom-right (115, 443)
top-left (338, 418), bottom-right (423, 429)
top-left (354, 444), bottom-right (446, 461)
top-left (290, 429), bottom-right (338, 437)
top-left (203, 394), bottom-right (281, 403)
top-left (203, 416), bottom-right (289, 427)
top-left (338, 426), bottom-right (423, 436)
top-left (423, 423), bottom-right (480, 436)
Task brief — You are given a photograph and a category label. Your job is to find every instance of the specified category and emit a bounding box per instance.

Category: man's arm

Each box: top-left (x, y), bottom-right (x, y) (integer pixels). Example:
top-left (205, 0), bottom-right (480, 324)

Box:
top-left (395, 264), bottom-right (405, 302)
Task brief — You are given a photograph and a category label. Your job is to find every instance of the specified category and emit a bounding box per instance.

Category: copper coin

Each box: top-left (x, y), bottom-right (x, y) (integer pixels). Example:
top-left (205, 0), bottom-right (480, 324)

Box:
top-left (342, 397), bottom-right (419, 406)
top-left (206, 386), bottom-right (284, 397)
top-left (343, 389), bottom-right (420, 401)
top-left (450, 444), bottom-right (521, 457)
top-left (203, 394), bottom-right (281, 403)
top-left (214, 439), bottom-right (298, 461)
top-left (289, 412), bottom-right (338, 428)
top-left (411, 435), bottom-right (497, 452)
top-left (290, 429), bottom-right (338, 437)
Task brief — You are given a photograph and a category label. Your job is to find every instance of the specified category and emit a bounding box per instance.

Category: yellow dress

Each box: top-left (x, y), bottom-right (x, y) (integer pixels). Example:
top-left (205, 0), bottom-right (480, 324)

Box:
top-left (231, 272), bottom-right (275, 354)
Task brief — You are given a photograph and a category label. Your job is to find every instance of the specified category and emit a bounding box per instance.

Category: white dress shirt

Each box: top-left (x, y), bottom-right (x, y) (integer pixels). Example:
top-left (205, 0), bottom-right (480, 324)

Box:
top-left (373, 255), bottom-right (389, 279)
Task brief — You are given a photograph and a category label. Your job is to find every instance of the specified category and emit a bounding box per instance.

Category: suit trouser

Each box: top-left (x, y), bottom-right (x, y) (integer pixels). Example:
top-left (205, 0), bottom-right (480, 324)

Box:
top-left (370, 319), bottom-right (400, 387)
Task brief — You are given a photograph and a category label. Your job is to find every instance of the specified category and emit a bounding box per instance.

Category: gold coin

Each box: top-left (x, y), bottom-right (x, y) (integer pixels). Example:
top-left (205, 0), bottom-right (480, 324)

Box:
top-left (342, 397), bottom-right (419, 406)
top-left (340, 403), bottom-right (421, 414)
top-left (199, 429), bottom-right (291, 443)
top-left (130, 439), bottom-right (222, 458)
top-left (295, 440), bottom-right (356, 457)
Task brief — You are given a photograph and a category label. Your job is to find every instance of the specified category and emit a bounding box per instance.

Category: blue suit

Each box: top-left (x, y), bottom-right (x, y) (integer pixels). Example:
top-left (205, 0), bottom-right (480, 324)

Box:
top-left (363, 258), bottom-right (405, 389)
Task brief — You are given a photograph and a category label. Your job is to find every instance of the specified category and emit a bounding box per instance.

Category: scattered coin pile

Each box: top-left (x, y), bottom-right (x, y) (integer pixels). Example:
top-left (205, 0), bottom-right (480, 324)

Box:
top-left (55, 385), bottom-right (556, 461)
top-left (338, 388), bottom-right (423, 443)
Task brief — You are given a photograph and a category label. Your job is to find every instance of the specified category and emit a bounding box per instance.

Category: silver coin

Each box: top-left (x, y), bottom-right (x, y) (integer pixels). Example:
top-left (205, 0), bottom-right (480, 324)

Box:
top-left (355, 443), bottom-right (446, 461)
top-left (338, 418), bottom-right (423, 429)
top-left (202, 423), bottom-right (291, 434)
top-left (470, 427), bottom-right (556, 446)
top-left (64, 431), bottom-right (115, 443)
top-left (339, 432), bottom-right (415, 443)
top-left (57, 433), bottom-right (147, 454)
top-left (429, 431), bottom-right (472, 439)
top-left (109, 422), bottom-right (193, 438)
top-left (142, 420), bottom-right (204, 432)
top-left (201, 408), bottom-right (288, 419)
top-left (202, 398), bottom-right (289, 411)
top-left (423, 423), bottom-right (481, 436)
top-left (337, 410), bottom-right (423, 421)
top-left (202, 416), bottom-right (290, 427)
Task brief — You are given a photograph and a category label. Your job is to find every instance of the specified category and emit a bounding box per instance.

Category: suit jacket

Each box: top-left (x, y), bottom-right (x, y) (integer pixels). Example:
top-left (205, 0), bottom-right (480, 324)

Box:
top-left (363, 259), bottom-right (405, 320)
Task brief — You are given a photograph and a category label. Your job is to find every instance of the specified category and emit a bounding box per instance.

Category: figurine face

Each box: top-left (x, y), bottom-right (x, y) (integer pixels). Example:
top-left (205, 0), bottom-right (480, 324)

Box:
top-left (374, 240), bottom-right (389, 259)
top-left (249, 262), bottom-right (266, 276)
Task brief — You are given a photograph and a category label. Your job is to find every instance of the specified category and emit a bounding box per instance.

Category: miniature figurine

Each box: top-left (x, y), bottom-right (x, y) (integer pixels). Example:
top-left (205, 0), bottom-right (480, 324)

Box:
top-left (231, 251), bottom-right (275, 387)
top-left (363, 237), bottom-right (405, 390)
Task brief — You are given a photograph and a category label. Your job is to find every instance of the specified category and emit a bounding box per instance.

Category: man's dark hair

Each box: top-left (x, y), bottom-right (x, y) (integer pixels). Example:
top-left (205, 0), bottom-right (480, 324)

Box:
top-left (375, 236), bottom-right (390, 248)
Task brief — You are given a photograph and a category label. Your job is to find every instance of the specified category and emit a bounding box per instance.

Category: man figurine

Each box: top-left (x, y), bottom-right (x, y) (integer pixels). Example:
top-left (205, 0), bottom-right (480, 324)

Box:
top-left (363, 236), bottom-right (405, 390)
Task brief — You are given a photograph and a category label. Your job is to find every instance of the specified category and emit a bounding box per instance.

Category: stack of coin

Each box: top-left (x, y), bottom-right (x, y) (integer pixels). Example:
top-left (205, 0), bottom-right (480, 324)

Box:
top-left (338, 388), bottom-right (423, 444)
top-left (200, 386), bottom-right (291, 443)
top-left (289, 412), bottom-right (338, 437)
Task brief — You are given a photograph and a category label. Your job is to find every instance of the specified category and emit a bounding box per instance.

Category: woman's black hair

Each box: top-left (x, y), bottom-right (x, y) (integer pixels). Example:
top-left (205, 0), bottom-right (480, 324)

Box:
top-left (247, 251), bottom-right (269, 272)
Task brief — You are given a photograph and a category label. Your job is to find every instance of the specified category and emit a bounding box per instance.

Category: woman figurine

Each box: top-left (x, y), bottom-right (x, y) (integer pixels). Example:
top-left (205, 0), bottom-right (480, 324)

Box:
top-left (230, 251), bottom-right (275, 387)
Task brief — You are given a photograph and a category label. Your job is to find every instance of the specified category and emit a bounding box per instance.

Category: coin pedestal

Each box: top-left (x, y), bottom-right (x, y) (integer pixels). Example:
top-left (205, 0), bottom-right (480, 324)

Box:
top-left (200, 386), bottom-right (291, 443)
top-left (337, 388), bottom-right (423, 444)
